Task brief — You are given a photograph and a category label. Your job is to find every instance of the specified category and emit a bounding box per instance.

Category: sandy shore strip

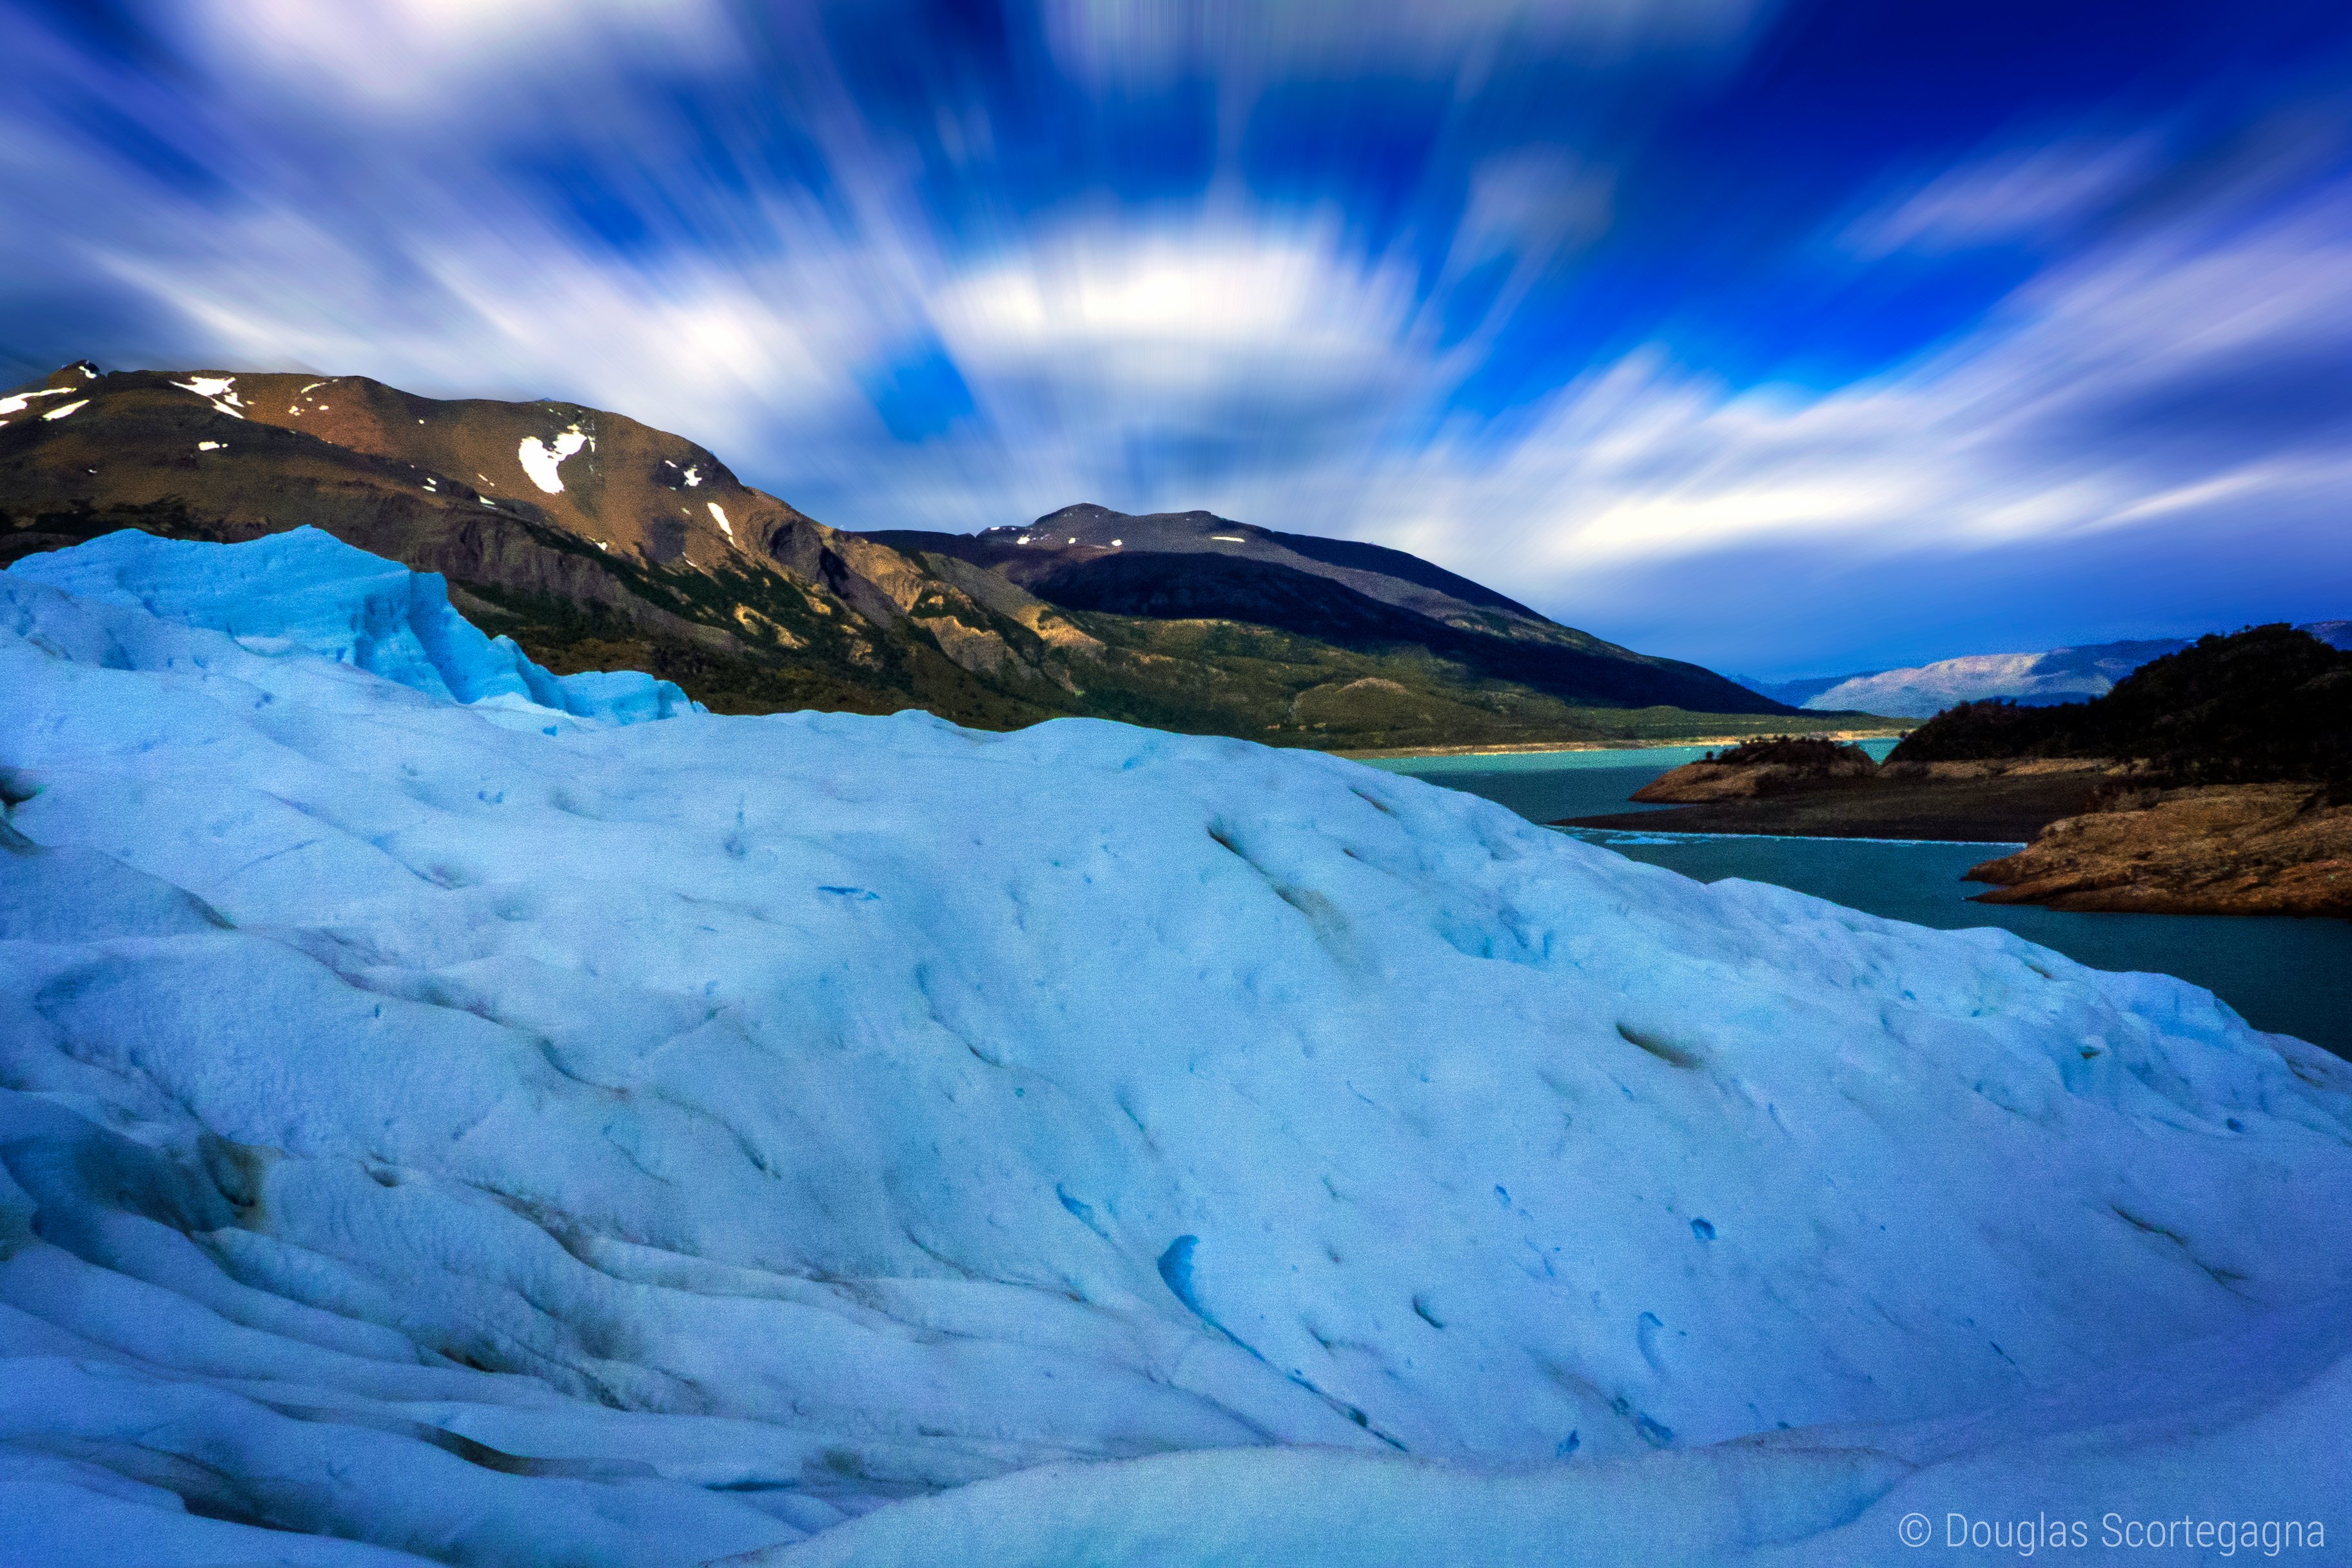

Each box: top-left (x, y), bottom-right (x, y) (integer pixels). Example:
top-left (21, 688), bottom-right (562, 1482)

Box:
top-left (1332, 729), bottom-right (1908, 761)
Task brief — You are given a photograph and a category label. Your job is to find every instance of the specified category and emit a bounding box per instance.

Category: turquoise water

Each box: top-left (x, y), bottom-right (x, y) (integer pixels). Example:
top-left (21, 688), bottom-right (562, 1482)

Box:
top-left (1363, 739), bottom-right (1901, 825)
top-left (1367, 743), bottom-right (2352, 1058)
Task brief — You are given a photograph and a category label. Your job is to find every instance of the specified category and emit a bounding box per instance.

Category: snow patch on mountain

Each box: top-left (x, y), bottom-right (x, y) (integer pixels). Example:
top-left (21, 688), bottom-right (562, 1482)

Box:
top-left (0, 533), bottom-right (2348, 1563)
top-left (517, 427), bottom-right (591, 494)
top-left (170, 373), bottom-right (247, 419)
top-left (0, 387), bottom-right (73, 416)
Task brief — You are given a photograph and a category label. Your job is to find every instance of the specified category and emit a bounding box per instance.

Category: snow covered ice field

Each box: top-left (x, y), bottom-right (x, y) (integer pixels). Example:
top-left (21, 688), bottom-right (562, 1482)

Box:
top-left (3, 528), bottom-right (2351, 1566)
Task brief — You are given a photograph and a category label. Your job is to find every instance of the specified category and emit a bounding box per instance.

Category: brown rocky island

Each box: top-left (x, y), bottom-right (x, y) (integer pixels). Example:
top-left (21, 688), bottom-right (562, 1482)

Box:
top-left (1558, 627), bottom-right (2352, 917)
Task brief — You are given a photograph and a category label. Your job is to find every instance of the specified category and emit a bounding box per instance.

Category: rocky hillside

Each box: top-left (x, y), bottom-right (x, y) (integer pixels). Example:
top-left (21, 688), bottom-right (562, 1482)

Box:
top-left (1628, 736), bottom-right (1883, 803)
top-left (1894, 627), bottom-right (2352, 916)
top-left (1, 361), bottom-right (1825, 750)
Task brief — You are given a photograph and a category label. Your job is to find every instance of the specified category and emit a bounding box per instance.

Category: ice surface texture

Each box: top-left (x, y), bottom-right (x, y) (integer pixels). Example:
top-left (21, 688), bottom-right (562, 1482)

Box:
top-left (2, 531), bottom-right (2350, 1566)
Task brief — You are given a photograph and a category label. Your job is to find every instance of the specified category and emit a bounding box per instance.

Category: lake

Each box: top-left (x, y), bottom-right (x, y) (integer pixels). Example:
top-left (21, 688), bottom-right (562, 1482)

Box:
top-left (1364, 743), bottom-right (2352, 1058)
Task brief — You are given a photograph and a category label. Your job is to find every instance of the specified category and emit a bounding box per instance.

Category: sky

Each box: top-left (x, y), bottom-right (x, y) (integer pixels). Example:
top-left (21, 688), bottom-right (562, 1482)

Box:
top-left (4, 0), bottom-right (2351, 676)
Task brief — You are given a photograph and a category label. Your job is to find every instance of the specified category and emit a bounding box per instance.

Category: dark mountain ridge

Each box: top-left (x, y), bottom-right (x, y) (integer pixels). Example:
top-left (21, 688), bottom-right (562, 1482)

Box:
top-left (867, 503), bottom-right (1570, 637)
top-left (1019, 549), bottom-right (1784, 715)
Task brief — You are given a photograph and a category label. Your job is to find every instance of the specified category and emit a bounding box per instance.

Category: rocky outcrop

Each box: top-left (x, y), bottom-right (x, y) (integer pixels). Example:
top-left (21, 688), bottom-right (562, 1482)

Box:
top-left (1631, 737), bottom-right (1881, 803)
top-left (1966, 784), bottom-right (2352, 916)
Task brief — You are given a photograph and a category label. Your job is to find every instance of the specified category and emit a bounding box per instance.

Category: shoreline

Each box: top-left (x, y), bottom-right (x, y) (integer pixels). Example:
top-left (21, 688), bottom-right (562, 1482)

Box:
top-left (1562, 825), bottom-right (2028, 849)
top-left (1556, 769), bottom-right (2108, 847)
top-left (1333, 728), bottom-right (1908, 761)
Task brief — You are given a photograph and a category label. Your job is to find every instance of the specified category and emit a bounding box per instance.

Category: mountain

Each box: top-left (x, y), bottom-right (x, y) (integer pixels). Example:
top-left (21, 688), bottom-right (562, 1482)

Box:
top-left (0, 359), bottom-right (1055, 727)
top-left (869, 501), bottom-right (1556, 632)
top-left (1787, 627), bottom-right (2351, 718)
top-left (1798, 640), bottom-right (2195, 717)
top-left (1730, 670), bottom-right (1883, 707)
top-left (865, 505), bottom-right (1798, 722)
top-left (0, 362), bottom-right (1827, 752)
top-left (6, 530), bottom-right (2350, 1563)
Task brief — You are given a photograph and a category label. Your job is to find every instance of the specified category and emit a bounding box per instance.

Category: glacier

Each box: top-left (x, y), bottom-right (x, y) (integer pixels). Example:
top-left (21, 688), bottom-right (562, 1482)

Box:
top-left (6, 526), bottom-right (696, 728)
top-left (1, 529), bottom-right (2349, 1566)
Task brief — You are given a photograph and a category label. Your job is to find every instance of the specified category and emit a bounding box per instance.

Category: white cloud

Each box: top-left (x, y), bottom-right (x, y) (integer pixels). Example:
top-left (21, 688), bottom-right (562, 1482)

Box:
top-left (181, 0), bottom-right (733, 114)
top-left (936, 220), bottom-right (1424, 400)
top-left (79, 164), bottom-right (896, 462)
top-left (874, 219), bottom-right (1450, 531)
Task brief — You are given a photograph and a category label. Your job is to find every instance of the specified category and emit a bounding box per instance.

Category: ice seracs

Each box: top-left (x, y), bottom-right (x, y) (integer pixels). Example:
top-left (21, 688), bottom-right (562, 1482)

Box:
top-left (6, 527), bottom-right (694, 725)
top-left (0, 530), bottom-right (2348, 1563)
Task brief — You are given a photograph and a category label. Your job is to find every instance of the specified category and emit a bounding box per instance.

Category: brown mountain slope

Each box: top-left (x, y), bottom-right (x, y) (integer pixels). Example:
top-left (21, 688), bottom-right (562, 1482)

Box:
top-left (0, 361), bottom-right (1086, 724)
top-left (2, 360), bottom-right (1839, 749)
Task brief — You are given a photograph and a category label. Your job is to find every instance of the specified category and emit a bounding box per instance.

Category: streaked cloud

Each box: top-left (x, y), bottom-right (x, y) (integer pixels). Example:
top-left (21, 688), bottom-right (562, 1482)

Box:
top-left (1038, 0), bottom-right (1769, 81)
top-left (2, 0), bottom-right (2347, 671)
top-left (1842, 139), bottom-right (2159, 257)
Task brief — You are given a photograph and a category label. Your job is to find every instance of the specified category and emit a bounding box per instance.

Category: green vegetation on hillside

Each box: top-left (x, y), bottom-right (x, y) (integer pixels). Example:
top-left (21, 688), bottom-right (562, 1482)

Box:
top-left (1701, 736), bottom-right (1881, 769)
top-left (1017, 612), bottom-right (1881, 752)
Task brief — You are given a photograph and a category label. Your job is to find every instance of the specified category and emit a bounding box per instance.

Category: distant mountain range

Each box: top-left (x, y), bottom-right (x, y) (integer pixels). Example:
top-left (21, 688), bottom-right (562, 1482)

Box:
top-left (1740, 625), bottom-right (2352, 718)
top-left (1, 362), bottom-right (1822, 752)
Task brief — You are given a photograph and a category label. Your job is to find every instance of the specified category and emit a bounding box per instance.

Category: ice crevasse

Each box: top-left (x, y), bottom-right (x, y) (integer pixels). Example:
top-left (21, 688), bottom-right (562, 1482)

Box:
top-left (0, 529), bottom-right (2349, 1567)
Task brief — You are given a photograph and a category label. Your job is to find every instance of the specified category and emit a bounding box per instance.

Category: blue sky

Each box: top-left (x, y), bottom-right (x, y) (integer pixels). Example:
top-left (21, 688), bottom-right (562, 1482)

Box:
top-left (5, 0), bottom-right (2350, 675)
